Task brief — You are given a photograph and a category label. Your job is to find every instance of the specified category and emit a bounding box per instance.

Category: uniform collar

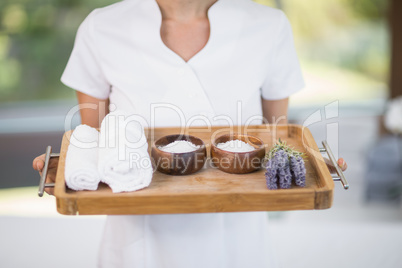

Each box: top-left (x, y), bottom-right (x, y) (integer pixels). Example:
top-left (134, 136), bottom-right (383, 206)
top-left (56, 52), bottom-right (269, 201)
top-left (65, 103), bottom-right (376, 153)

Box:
top-left (135, 0), bottom-right (243, 65)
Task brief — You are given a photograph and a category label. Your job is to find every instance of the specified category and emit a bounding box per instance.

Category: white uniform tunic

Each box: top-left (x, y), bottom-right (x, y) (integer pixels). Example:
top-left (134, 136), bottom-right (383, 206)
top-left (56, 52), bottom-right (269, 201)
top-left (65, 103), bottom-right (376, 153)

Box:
top-left (61, 0), bottom-right (305, 267)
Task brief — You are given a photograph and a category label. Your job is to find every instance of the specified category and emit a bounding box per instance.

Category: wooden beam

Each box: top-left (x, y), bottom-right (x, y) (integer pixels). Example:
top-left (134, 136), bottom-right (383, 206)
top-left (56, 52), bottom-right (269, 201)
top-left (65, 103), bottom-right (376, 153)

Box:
top-left (390, 0), bottom-right (402, 98)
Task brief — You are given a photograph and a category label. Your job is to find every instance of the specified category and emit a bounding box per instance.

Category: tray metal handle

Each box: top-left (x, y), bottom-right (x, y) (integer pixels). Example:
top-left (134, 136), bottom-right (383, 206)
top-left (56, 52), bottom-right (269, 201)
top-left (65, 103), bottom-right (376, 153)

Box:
top-left (38, 146), bottom-right (60, 197)
top-left (319, 140), bottom-right (349, 190)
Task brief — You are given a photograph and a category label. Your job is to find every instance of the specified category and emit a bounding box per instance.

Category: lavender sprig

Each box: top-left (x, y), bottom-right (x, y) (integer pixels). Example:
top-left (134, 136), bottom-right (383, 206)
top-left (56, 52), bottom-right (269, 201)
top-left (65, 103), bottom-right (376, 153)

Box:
top-left (264, 139), bottom-right (307, 190)
top-left (265, 158), bottom-right (278, 190)
top-left (290, 155), bottom-right (306, 187)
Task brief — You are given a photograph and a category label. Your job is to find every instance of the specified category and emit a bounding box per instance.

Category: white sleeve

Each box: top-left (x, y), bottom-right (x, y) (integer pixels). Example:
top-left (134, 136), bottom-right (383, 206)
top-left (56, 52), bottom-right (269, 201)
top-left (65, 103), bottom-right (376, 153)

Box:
top-left (261, 11), bottom-right (305, 100)
top-left (61, 10), bottom-right (111, 100)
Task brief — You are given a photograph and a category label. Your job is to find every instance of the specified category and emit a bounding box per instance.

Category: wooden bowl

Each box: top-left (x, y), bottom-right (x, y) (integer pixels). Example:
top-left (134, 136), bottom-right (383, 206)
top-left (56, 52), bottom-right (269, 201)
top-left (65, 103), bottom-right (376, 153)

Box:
top-left (151, 134), bottom-right (207, 175)
top-left (211, 134), bottom-right (266, 174)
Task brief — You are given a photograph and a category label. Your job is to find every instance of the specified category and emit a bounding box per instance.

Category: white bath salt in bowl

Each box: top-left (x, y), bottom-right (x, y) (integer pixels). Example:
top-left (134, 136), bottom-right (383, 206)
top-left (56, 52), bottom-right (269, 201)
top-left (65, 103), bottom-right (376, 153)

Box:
top-left (158, 140), bottom-right (201, 153)
top-left (216, 139), bottom-right (256, 153)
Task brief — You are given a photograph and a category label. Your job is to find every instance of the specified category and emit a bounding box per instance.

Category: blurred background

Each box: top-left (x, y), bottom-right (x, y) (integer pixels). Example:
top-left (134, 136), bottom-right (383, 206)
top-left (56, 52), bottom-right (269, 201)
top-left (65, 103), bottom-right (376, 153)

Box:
top-left (1, 0), bottom-right (401, 267)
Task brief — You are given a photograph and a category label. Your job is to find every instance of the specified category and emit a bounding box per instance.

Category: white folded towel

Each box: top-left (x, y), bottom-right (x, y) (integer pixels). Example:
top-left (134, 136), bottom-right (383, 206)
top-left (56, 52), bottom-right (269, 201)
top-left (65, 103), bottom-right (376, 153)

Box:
top-left (65, 124), bottom-right (100, 191)
top-left (98, 110), bottom-right (153, 193)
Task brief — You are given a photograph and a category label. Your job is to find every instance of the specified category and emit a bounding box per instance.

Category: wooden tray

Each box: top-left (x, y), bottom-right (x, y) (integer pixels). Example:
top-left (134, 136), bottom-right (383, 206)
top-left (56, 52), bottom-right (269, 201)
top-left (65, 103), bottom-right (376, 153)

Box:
top-left (55, 124), bottom-right (334, 215)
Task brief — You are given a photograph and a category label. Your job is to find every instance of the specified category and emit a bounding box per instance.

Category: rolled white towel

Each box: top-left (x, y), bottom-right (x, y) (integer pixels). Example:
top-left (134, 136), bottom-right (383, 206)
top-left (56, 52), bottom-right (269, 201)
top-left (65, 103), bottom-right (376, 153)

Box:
top-left (98, 110), bottom-right (153, 193)
top-left (65, 124), bottom-right (100, 191)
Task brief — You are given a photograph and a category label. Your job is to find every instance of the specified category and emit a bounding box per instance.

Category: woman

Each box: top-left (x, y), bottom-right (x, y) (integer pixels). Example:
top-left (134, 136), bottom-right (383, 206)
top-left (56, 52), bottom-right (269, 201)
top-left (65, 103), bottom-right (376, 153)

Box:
top-left (33, 0), bottom-right (347, 267)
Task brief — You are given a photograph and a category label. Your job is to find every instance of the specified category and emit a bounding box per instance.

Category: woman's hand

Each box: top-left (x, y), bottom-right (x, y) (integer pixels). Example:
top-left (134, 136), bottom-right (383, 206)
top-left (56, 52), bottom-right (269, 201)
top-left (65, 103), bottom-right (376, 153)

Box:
top-left (32, 154), bottom-right (59, 195)
top-left (32, 92), bottom-right (107, 196)
top-left (325, 157), bottom-right (347, 174)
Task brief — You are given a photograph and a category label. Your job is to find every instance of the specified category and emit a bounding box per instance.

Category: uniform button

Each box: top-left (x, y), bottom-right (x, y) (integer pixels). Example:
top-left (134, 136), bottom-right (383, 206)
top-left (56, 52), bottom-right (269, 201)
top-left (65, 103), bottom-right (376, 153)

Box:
top-left (189, 93), bottom-right (195, 98)
top-left (177, 69), bottom-right (185, 75)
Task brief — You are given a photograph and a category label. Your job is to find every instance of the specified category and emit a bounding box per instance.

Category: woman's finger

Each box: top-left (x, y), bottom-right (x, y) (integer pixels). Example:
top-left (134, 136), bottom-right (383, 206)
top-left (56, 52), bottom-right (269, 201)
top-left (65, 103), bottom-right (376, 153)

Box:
top-left (324, 157), bottom-right (347, 173)
top-left (48, 157), bottom-right (59, 168)
top-left (34, 153), bottom-right (58, 196)
top-left (45, 184), bottom-right (55, 195)
top-left (32, 154), bottom-right (46, 171)
top-left (44, 171), bottom-right (56, 195)
top-left (337, 158), bottom-right (347, 171)
top-left (44, 166), bottom-right (57, 195)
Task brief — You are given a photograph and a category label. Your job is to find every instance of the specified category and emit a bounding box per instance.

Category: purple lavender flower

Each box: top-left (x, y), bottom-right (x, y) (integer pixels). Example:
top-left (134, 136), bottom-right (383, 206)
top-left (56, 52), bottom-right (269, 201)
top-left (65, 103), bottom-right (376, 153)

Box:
top-left (290, 155), bottom-right (306, 187)
top-left (265, 141), bottom-right (307, 190)
top-left (273, 149), bottom-right (292, 188)
top-left (289, 155), bottom-right (299, 177)
top-left (278, 159), bottom-right (292, 189)
top-left (275, 150), bottom-right (288, 169)
top-left (265, 158), bottom-right (278, 190)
